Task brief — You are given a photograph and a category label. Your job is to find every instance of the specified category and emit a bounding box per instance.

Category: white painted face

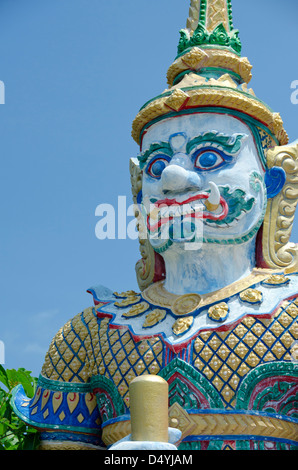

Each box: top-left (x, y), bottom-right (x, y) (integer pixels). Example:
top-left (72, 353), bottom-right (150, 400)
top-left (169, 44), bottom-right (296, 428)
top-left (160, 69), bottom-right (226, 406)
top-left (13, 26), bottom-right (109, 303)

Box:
top-left (139, 113), bottom-right (267, 253)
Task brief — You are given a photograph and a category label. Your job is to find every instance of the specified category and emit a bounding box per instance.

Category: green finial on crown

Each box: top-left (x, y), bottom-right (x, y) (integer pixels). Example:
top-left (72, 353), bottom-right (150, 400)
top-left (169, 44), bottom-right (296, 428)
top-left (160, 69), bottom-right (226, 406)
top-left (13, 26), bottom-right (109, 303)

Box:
top-left (178, 0), bottom-right (241, 56)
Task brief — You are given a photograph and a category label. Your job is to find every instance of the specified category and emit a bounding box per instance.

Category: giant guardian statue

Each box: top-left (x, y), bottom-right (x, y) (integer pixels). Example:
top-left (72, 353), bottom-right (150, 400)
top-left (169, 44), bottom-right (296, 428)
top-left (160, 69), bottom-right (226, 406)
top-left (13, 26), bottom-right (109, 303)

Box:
top-left (12, 0), bottom-right (298, 451)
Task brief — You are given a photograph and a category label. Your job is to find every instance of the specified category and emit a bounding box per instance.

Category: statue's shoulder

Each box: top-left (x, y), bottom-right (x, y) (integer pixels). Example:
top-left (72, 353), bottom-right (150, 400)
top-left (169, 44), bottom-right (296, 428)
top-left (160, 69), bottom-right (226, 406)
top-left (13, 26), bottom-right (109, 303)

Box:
top-left (41, 306), bottom-right (95, 383)
top-left (41, 285), bottom-right (120, 383)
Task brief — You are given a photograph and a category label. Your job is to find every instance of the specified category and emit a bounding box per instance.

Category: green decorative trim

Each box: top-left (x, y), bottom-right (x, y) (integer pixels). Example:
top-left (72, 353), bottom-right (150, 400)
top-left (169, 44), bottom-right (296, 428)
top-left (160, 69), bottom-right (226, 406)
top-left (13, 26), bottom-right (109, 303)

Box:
top-left (173, 68), bottom-right (242, 87)
top-left (177, 23), bottom-right (241, 56)
top-left (199, 0), bottom-right (207, 25)
top-left (37, 374), bottom-right (92, 393)
top-left (227, 0), bottom-right (234, 30)
top-left (178, 440), bottom-right (223, 451)
top-left (236, 362), bottom-right (298, 411)
top-left (138, 142), bottom-right (173, 169)
top-left (249, 126), bottom-right (267, 169)
top-left (158, 358), bottom-right (224, 409)
top-left (176, 44), bottom-right (242, 60)
top-left (90, 375), bottom-right (125, 421)
top-left (186, 131), bottom-right (247, 155)
top-left (257, 382), bottom-right (296, 415)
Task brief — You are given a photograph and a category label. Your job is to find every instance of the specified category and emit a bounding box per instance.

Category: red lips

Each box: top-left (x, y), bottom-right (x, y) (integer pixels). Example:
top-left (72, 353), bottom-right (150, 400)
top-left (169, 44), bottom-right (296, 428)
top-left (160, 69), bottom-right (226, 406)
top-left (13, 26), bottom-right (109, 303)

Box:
top-left (147, 193), bottom-right (229, 232)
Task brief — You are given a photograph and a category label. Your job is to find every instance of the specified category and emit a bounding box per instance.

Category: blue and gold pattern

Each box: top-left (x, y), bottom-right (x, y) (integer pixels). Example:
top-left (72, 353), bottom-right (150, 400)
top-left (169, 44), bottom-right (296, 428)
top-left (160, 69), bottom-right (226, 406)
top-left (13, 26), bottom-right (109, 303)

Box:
top-left (11, 376), bottom-right (103, 448)
top-left (12, 287), bottom-right (298, 450)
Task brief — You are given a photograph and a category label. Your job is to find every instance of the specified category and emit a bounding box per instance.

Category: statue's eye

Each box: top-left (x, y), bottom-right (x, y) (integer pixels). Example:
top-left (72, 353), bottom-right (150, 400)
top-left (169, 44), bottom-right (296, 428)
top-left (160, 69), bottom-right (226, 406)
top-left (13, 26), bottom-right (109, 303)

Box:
top-left (194, 149), bottom-right (224, 171)
top-left (147, 156), bottom-right (170, 179)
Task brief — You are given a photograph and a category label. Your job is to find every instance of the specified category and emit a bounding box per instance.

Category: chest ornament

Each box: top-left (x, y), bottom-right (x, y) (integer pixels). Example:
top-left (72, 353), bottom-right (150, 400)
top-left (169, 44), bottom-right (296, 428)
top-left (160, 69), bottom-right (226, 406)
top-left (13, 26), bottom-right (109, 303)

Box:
top-left (262, 274), bottom-right (290, 287)
top-left (207, 302), bottom-right (229, 322)
top-left (143, 309), bottom-right (167, 329)
top-left (89, 271), bottom-right (298, 352)
top-left (121, 302), bottom-right (151, 318)
top-left (239, 289), bottom-right (263, 305)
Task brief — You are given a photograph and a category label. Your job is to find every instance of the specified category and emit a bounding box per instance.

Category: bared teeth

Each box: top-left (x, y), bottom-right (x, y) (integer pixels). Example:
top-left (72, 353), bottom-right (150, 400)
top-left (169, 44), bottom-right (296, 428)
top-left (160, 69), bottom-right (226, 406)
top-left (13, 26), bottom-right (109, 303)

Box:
top-left (205, 182), bottom-right (220, 212)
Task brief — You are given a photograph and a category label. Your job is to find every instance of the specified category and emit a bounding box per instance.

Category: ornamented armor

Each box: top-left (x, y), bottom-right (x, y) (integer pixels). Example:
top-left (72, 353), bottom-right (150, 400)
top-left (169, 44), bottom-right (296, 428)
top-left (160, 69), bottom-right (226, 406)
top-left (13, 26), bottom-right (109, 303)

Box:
top-left (12, 0), bottom-right (298, 451)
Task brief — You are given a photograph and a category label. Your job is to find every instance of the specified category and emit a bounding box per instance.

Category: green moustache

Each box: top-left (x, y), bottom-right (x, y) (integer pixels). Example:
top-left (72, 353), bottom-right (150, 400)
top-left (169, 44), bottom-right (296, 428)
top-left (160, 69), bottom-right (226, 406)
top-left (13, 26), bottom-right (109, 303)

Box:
top-left (144, 184), bottom-right (265, 253)
top-left (206, 186), bottom-right (255, 226)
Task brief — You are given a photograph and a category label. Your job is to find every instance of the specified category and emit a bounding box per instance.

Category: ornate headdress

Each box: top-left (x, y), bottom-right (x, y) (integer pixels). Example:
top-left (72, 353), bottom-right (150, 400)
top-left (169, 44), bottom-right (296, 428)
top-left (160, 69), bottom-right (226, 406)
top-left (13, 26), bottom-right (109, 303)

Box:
top-left (130, 0), bottom-right (298, 291)
top-left (132, 0), bottom-right (288, 150)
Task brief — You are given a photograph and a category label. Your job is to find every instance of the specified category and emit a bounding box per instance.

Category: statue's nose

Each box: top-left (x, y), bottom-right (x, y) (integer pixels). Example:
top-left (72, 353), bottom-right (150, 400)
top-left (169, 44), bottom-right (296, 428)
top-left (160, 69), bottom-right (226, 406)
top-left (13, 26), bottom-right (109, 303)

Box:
top-left (161, 164), bottom-right (201, 194)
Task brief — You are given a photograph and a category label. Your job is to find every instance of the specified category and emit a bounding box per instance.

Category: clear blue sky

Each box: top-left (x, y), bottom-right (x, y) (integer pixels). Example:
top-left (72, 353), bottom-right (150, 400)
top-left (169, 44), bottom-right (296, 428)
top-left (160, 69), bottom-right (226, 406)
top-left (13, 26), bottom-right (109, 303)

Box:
top-left (1, 0), bottom-right (297, 378)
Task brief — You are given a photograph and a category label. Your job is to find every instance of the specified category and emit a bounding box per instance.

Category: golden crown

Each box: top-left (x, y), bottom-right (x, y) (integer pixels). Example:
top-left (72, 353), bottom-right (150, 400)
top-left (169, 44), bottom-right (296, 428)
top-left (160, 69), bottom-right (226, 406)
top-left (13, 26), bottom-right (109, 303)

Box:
top-left (132, 0), bottom-right (288, 147)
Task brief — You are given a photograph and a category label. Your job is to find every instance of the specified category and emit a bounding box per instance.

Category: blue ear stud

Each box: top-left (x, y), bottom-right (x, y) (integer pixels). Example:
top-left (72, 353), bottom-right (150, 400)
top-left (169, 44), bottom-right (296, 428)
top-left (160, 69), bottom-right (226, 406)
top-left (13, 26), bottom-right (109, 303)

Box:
top-left (265, 166), bottom-right (286, 198)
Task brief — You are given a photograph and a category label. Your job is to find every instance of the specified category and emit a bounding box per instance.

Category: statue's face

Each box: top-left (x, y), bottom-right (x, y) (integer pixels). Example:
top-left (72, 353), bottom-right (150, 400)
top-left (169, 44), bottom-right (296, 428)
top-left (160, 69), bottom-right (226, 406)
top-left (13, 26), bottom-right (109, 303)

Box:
top-left (139, 113), bottom-right (267, 253)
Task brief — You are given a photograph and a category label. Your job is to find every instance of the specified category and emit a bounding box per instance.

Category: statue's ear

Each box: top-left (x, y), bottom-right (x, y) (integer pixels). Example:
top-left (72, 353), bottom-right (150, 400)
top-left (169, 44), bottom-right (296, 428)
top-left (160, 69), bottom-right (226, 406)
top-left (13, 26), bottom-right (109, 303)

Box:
top-left (130, 158), bottom-right (155, 291)
top-left (265, 166), bottom-right (286, 198)
top-left (129, 157), bottom-right (166, 290)
top-left (260, 142), bottom-right (298, 273)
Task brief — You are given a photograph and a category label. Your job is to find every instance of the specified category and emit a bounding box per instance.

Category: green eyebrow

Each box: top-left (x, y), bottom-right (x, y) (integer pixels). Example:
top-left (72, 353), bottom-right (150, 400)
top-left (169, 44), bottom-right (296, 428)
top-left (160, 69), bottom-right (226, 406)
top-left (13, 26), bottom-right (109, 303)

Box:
top-left (186, 132), bottom-right (248, 156)
top-left (138, 142), bottom-right (173, 170)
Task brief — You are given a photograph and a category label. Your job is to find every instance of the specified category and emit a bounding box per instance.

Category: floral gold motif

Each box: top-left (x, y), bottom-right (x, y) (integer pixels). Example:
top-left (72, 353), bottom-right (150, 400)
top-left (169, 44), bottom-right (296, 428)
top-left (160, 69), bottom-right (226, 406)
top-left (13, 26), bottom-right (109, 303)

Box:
top-left (263, 274), bottom-right (290, 286)
top-left (122, 302), bottom-right (150, 318)
top-left (172, 316), bottom-right (194, 336)
top-left (143, 309), bottom-right (167, 329)
top-left (114, 290), bottom-right (138, 298)
top-left (208, 302), bottom-right (229, 323)
top-left (239, 288), bottom-right (263, 304)
top-left (114, 296), bottom-right (141, 308)
top-left (172, 294), bottom-right (201, 316)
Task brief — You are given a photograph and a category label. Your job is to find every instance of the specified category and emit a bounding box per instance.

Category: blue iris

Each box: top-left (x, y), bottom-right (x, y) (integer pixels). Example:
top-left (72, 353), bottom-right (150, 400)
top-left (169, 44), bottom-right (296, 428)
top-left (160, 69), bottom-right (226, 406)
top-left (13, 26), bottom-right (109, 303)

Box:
top-left (193, 148), bottom-right (226, 171)
top-left (199, 151), bottom-right (219, 168)
top-left (150, 159), bottom-right (167, 177)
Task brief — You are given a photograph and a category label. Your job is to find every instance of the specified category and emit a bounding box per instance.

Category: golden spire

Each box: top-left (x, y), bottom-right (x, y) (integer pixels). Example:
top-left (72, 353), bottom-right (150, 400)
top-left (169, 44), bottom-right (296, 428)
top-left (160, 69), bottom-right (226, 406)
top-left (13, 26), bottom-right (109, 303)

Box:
top-left (131, 0), bottom-right (288, 148)
top-left (178, 0), bottom-right (241, 57)
top-left (187, 0), bottom-right (234, 35)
